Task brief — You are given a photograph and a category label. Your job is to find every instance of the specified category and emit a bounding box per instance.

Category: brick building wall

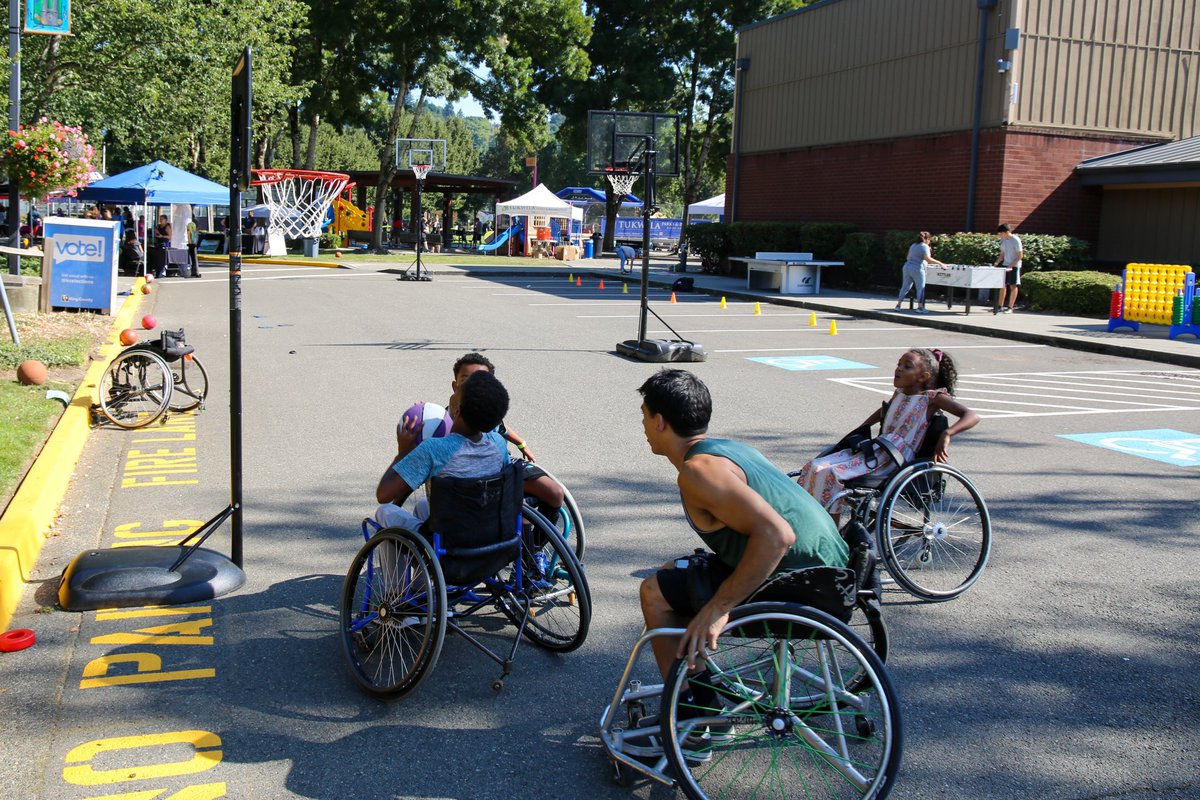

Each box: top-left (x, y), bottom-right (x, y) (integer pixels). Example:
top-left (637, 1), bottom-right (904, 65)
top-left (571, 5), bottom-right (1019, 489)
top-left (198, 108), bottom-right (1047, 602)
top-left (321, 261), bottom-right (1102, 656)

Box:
top-left (731, 129), bottom-right (1149, 240)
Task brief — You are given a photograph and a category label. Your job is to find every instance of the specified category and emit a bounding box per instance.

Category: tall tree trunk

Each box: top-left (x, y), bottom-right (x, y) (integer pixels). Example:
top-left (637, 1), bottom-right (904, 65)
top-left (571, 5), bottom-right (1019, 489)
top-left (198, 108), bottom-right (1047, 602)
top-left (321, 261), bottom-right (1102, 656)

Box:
top-left (678, 56), bottom-right (701, 245)
top-left (305, 112), bottom-right (320, 170)
top-left (289, 105), bottom-right (302, 168)
top-left (370, 80), bottom-right (411, 252)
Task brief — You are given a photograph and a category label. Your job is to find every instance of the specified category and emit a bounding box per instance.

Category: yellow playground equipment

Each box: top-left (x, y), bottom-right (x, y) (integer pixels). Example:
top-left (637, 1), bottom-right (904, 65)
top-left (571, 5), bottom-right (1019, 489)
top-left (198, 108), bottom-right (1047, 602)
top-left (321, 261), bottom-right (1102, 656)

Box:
top-left (331, 189), bottom-right (371, 245)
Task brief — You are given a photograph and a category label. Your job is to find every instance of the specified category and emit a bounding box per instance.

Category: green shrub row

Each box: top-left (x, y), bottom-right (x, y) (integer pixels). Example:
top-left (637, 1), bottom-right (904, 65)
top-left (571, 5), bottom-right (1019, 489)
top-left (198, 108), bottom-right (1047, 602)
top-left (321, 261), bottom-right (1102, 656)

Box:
top-left (1020, 270), bottom-right (1120, 317)
top-left (0, 336), bottom-right (91, 369)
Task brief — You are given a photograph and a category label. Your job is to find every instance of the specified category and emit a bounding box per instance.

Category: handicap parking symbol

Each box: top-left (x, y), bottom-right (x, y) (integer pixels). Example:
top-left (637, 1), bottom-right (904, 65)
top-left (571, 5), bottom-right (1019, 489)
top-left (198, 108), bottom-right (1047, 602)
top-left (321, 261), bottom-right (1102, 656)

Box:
top-left (747, 355), bottom-right (875, 372)
top-left (1058, 429), bottom-right (1200, 467)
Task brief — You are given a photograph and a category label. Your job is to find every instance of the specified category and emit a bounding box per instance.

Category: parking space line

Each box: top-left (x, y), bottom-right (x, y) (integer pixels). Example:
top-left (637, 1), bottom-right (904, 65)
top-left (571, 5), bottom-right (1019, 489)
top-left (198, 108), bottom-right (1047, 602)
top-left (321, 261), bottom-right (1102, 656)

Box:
top-left (716, 343), bottom-right (1037, 353)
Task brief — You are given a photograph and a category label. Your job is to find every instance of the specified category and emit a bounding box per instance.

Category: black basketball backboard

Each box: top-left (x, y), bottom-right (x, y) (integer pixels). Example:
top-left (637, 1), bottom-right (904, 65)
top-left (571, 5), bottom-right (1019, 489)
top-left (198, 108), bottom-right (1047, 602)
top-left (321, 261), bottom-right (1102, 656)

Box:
top-left (587, 111), bottom-right (680, 177)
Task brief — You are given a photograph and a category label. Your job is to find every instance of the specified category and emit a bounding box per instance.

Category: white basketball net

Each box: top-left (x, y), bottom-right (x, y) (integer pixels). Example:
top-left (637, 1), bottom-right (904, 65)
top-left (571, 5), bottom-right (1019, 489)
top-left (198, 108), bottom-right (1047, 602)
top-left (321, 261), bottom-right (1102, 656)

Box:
top-left (254, 171), bottom-right (350, 239)
top-left (412, 163), bottom-right (432, 182)
top-left (606, 170), bottom-right (638, 197)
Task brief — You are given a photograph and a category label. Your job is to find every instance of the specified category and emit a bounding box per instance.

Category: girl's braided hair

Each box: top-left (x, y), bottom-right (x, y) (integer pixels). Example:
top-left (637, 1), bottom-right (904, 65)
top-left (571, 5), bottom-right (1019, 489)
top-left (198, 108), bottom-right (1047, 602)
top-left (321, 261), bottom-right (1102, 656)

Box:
top-left (910, 348), bottom-right (958, 394)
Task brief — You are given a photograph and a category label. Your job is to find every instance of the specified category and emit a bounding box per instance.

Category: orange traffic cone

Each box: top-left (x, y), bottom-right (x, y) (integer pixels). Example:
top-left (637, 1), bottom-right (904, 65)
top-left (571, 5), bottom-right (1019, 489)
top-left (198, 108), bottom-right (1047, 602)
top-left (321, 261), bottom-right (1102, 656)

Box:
top-left (599, 279), bottom-right (605, 290)
top-left (576, 276), bottom-right (582, 287)
top-left (670, 292), bottom-right (678, 304)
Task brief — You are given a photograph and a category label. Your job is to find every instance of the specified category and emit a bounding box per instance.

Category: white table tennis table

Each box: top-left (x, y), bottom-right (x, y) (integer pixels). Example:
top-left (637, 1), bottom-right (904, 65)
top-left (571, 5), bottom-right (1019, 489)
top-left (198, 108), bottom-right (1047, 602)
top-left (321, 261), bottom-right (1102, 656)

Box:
top-left (730, 252), bottom-right (845, 296)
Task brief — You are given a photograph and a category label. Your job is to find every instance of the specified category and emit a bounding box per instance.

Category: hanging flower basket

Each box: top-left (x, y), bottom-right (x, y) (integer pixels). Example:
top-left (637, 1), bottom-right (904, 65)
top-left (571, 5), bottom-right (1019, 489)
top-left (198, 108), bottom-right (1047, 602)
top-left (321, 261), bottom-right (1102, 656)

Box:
top-left (0, 118), bottom-right (95, 200)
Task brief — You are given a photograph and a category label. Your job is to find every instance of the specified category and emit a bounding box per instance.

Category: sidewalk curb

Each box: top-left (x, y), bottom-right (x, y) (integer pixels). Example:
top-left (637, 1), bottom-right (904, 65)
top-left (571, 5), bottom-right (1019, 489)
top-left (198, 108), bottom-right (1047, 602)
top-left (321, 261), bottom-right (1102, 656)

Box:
top-left (0, 280), bottom-right (146, 631)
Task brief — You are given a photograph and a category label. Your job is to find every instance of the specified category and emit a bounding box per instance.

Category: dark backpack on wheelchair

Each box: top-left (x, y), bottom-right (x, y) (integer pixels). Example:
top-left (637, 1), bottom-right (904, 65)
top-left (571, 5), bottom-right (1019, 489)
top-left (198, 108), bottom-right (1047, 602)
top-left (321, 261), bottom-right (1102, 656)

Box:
top-left (423, 460), bottom-right (524, 585)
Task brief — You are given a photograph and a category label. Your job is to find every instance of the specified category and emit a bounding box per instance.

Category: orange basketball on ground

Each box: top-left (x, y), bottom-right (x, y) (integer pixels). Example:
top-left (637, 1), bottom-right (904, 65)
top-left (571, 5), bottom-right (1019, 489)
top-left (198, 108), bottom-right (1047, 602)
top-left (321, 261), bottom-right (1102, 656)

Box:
top-left (334, 252), bottom-right (342, 258)
top-left (16, 359), bottom-right (47, 386)
top-left (141, 314), bottom-right (157, 330)
top-left (141, 283), bottom-right (152, 294)
top-left (120, 329), bottom-right (138, 346)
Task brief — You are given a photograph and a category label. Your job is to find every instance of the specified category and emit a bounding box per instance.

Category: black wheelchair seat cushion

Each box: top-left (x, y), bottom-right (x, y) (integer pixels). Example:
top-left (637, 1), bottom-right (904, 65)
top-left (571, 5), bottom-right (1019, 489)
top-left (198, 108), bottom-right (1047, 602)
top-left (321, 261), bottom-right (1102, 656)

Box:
top-left (745, 566), bottom-right (857, 623)
top-left (424, 461), bottom-right (524, 585)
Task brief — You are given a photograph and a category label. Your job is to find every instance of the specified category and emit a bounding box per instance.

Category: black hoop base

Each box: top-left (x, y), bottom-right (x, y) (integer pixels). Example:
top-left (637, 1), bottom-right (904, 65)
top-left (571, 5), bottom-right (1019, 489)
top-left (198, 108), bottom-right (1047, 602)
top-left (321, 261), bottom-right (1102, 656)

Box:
top-left (57, 546), bottom-right (245, 611)
top-left (615, 338), bottom-right (707, 363)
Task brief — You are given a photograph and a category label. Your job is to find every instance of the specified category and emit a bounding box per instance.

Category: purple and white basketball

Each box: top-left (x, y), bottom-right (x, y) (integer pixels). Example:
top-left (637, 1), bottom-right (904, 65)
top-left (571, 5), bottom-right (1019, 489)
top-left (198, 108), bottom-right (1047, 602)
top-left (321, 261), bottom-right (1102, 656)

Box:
top-left (399, 401), bottom-right (451, 444)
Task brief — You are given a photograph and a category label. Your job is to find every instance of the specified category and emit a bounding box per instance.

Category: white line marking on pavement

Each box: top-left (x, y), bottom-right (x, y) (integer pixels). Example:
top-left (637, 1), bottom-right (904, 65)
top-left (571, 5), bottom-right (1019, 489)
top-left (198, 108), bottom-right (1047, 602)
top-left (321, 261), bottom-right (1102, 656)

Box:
top-left (715, 344), bottom-right (1038, 353)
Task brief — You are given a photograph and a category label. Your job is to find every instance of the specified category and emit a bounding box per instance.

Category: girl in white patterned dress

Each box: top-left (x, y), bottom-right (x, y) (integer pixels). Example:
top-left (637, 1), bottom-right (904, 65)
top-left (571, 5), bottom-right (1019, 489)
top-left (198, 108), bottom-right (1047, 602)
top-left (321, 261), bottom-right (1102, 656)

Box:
top-left (797, 348), bottom-right (979, 515)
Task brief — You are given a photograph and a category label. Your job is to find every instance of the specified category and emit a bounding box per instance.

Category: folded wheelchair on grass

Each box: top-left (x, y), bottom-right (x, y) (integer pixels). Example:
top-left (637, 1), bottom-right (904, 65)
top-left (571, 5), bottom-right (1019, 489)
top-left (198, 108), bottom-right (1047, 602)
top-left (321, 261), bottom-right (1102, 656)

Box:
top-left (791, 404), bottom-right (992, 602)
top-left (600, 564), bottom-right (903, 800)
top-left (340, 461), bottom-right (591, 697)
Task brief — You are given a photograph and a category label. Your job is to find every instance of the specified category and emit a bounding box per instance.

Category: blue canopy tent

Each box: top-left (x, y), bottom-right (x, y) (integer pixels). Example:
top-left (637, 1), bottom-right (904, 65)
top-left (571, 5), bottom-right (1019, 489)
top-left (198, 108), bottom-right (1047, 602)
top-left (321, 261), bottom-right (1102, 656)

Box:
top-left (77, 160), bottom-right (229, 273)
top-left (556, 186), bottom-right (643, 207)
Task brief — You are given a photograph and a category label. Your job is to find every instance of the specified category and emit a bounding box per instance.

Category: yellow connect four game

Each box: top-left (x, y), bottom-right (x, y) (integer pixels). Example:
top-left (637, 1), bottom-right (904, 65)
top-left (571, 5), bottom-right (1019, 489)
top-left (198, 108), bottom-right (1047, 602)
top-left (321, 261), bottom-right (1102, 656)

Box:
top-left (1111, 263), bottom-right (1191, 328)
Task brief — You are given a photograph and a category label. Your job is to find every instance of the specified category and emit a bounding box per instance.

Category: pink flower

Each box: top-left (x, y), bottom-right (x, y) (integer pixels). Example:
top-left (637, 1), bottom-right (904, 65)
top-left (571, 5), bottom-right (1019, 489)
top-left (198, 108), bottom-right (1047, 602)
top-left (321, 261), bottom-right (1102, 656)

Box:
top-left (16, 140), bottom-right (24, 148)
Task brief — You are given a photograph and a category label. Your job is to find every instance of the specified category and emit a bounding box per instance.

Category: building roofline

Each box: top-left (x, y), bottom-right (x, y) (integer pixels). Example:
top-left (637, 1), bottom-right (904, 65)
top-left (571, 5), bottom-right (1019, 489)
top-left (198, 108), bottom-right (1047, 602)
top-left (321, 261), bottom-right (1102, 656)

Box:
top-left (738, 0), bottom-right (843, 35)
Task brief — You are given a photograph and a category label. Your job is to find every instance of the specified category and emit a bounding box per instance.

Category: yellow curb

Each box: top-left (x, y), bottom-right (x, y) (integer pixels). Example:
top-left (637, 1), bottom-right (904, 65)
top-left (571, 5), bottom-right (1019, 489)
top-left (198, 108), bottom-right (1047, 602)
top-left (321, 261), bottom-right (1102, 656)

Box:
top-left (197, 254), bottom-right (345, 269)
top-left (0, 279), bottom-right (146, 631)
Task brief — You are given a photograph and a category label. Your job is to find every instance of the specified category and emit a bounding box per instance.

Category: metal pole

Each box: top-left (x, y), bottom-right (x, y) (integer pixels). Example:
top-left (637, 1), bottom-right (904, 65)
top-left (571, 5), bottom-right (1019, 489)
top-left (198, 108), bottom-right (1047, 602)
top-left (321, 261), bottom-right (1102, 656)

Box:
top-left (7, 0), bottom-right (21, 275)
top-left (730, 58), bottom-right (749, 223)
top-left (967, 2), bottom-right (996, 232)
top-left (637, 139), bottom-right (654, 345)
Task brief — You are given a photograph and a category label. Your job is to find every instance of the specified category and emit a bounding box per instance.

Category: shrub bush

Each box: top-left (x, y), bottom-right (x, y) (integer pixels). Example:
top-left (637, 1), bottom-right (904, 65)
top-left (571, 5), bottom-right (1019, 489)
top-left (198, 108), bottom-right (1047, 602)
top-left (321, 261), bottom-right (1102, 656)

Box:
top-left (831, 232), bottom-right (886, 288)
top-left (1021, 270), bottom-right (1120, 317)
top-left (885, 231), bottom-right (1091, 273)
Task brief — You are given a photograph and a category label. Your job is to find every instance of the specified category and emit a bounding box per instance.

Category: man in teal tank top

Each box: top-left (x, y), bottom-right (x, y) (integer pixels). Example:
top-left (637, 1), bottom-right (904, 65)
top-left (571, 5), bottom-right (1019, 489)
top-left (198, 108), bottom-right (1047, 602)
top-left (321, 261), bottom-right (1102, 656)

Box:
top-left (637, 369), bottom-right (848, 683)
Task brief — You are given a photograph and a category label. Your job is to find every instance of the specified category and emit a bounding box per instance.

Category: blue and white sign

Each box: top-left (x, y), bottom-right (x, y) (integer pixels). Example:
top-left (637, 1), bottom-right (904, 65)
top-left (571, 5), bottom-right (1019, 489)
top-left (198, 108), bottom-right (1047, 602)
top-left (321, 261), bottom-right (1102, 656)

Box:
top-left (44, 218), bottom-right (119, 313)
top-left (747, 355), bottom-right (875, 372)
top-left (603, 217), bottom-right (685, 241)
top-left (1058, 429), bottom-right (1200, 467)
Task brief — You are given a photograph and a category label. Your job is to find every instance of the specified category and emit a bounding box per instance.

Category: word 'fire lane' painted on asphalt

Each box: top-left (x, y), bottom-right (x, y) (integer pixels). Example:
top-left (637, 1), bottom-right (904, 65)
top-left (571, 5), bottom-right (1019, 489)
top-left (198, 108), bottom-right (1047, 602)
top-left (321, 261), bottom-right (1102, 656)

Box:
top-left (121, 414), bottom-right (198, 488)
top-left (57, 407), bottom-right (230, 798)
top-left (832, 370), bottom-right (1200, 418)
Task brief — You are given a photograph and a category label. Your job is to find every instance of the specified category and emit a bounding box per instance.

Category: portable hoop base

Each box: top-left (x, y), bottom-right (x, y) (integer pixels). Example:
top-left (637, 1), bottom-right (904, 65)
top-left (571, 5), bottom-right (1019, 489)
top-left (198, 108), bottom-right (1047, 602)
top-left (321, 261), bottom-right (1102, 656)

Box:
top-left (616, 338), bottom-right (707, 363)
top-left (58, 546), bottom-right (246, 612)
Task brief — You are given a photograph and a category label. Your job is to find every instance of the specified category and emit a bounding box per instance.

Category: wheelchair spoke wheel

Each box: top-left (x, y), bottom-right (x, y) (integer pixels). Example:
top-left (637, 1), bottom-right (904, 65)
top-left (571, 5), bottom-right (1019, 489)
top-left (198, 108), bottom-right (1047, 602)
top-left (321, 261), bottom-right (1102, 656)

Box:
top-left (503, 508), bottom-right (590, 652)
top-left (878, 464), bottom-right (991, 601)
top-left (340, 529), bottom-right (447, 698)
top-left (98, 350), bottom-right (173, 429)
top-left (168, 353), bottom-right (208, 412)
top-left (531, 465), bottom-right (586, 560)
top-left (661, 602), bottom-right (903, 800)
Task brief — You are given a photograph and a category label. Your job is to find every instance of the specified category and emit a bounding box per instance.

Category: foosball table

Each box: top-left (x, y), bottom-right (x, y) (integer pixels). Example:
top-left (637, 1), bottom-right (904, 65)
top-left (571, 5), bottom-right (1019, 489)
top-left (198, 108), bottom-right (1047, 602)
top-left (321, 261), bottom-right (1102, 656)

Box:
top-left (922, 264), bottom-right (1007, 314)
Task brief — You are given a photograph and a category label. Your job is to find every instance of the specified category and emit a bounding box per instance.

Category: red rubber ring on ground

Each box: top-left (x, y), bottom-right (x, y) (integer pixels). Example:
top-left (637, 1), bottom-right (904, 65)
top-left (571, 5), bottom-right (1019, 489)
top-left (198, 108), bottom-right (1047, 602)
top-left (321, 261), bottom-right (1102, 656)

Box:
top-left (0, 628), bottom-right (36, 652)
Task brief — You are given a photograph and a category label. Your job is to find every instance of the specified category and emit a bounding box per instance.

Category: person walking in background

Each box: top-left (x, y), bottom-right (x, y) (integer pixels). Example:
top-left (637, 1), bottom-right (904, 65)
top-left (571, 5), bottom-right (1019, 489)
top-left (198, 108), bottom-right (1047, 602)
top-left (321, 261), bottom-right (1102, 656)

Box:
top-left (994, 223), bottom-right (1024, 313)
top-left (895, 231), bottom-right (943, 313)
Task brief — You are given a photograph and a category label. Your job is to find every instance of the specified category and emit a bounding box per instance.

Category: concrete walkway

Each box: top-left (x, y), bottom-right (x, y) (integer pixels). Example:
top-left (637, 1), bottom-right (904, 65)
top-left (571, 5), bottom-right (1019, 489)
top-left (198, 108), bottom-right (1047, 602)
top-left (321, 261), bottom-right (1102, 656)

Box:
top-left (442, 254), bottom-right (1200, 369)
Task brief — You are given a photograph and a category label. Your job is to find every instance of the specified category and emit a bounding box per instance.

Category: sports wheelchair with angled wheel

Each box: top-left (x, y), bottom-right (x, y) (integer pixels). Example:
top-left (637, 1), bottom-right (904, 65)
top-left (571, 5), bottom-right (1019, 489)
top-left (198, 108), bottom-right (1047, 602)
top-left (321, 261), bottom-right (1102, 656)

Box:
top-left (791, 405), bottom-right (992, 603)
top-left (519, 460), bottom-right (586, 560)
top-left (340, 460), bottom-right (591, 698)
top-left (600, 565), bottom-right (904, 799)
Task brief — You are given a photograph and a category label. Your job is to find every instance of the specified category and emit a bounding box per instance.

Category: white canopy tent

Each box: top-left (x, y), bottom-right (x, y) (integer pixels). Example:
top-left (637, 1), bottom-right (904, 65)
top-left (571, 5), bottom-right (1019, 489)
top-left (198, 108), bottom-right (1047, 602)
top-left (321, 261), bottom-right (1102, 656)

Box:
top-left (495, 183), bottom-right (584, 249)
top-left (687, 192), bottom-right (726, 217)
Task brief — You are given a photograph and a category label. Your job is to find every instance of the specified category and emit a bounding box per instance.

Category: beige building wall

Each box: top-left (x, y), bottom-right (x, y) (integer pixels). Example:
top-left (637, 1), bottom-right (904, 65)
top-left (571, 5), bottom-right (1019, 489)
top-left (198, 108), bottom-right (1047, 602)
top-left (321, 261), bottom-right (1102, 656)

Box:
top-left (736, 0), bottom-right (1200, 154)
top-left (1013, 0), bottom-right (1200, 137)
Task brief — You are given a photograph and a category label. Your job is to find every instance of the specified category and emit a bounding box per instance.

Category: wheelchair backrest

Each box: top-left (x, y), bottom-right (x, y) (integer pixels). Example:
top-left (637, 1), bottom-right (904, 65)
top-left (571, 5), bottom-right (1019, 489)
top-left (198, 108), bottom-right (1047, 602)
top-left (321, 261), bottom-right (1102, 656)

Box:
top-left (425, 460), bottom-right (524, 584)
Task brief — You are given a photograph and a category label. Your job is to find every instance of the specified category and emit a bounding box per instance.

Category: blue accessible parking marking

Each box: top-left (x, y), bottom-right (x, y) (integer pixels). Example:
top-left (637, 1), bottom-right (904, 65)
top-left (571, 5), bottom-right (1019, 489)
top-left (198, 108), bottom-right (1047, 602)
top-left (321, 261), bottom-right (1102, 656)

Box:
top-left (747, 355), bottom-right (875, 371)
top-left (1058, 429), bottom-right (1200, 466)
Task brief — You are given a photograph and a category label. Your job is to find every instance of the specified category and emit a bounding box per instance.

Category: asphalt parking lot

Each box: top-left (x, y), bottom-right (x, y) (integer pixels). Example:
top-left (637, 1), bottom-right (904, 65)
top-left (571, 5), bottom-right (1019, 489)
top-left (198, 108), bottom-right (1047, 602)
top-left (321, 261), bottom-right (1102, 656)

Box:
top-left (4, 262), bottom-right (1198, 800)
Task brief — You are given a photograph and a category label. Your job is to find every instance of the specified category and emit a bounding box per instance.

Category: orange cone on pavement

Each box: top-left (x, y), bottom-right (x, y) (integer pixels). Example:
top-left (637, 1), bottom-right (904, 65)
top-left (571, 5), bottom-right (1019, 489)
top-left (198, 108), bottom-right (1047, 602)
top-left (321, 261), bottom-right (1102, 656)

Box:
top-left (670, 292), bottom-right (678, 304)
top-left (599, 279), bottom-right (605, 290)
top-left (576, 276), bottom-right (582, 287)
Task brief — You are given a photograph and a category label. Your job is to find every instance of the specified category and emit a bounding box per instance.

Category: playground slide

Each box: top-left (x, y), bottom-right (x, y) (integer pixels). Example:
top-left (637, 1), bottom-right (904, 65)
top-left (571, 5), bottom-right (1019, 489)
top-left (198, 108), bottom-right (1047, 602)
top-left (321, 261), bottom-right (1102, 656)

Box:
top-left (477, 222), bottom-right (523, 253)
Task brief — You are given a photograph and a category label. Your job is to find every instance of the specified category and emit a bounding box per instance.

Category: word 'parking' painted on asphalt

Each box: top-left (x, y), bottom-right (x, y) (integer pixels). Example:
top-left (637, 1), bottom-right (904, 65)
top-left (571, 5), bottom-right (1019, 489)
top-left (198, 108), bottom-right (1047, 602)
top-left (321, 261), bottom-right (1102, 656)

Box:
top-left (748, 355), bottom-right (875, 372)
top-left (1058, 429), bottom-right (1200, 467)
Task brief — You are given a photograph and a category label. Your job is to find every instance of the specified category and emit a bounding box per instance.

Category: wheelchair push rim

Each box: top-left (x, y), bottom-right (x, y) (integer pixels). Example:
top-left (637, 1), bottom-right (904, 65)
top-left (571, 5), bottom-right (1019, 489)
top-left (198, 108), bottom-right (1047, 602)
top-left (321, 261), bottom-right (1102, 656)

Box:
top-left (500, 507), bottom-right (591, 652)
top-left (339, 528), bottom-right (448, 698)
top-left (877, 463), bottom-right (991, 601)
top-left (661, 602), bottom-right (903, 800)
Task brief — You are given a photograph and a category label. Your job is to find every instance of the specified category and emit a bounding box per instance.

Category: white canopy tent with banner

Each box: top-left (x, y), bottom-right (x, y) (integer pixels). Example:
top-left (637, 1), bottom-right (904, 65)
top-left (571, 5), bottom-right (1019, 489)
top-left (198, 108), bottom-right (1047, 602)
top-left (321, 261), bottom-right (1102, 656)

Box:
top-left (687, 192), bottom-right (726, 218)
top-left (495, 184), bottom-right (585, 253)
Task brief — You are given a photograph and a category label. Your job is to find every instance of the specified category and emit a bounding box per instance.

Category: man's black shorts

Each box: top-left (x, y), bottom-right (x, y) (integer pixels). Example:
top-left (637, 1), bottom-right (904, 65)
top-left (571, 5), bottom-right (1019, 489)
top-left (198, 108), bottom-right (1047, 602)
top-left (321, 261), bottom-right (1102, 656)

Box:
top-left (657, 552), bottom-right (735, 615)
top-left (1005, 266), bottom-right (1021, 286)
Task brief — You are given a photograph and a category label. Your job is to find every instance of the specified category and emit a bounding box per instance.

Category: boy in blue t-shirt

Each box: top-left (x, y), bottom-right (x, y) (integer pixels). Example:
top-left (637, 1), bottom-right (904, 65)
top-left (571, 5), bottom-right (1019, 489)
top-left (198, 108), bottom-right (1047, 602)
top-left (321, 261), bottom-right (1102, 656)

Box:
top-left (374, 370), bottom-right (510, 531)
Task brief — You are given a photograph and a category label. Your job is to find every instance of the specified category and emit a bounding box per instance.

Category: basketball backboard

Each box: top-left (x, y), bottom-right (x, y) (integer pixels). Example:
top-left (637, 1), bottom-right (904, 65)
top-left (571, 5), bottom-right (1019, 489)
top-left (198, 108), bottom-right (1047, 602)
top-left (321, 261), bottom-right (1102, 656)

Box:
top-left (395, 138), bottom-right (447, 172)
top-left (587, 111), bottom-right (680, 177)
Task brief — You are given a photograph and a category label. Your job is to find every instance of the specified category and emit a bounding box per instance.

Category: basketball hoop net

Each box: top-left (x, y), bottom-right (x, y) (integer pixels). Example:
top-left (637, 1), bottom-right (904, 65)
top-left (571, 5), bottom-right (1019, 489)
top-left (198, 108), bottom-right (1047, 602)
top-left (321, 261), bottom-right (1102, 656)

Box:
top-left (251, 169), bottom-right (350, 239)
top-left (605, 169), bottom-right (638, 198)
top-left (412, 163), bottom-right (432, 183)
